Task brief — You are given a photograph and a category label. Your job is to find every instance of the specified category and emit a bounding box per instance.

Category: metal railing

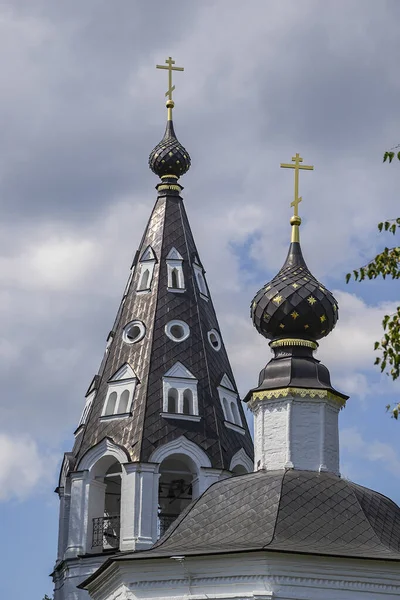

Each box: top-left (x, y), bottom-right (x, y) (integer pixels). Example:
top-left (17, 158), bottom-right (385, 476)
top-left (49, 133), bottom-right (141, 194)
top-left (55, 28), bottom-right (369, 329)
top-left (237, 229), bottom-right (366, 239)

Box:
top-left (92, 515), bottom-right (120, 549)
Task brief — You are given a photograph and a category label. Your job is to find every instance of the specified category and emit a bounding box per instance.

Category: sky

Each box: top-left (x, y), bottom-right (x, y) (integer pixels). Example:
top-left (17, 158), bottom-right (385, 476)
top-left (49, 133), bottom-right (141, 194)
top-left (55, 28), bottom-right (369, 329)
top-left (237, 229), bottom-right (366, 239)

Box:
top-left (0, 1), bottom-right (400, 598)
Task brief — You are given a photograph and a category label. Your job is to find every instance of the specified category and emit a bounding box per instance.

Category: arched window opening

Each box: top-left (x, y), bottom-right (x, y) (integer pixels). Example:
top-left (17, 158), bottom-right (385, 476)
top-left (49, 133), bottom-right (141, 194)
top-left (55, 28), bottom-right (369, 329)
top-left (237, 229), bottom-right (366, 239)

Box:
top-left (139, 268), bottom-right (150, 291)
top-left (168, 388), bottom-right (178, 413)
top-left (183, 389), bottom-right (193, 415)
top-left (171, 268), bottom-right (179, 289)
top-left (231, 401), bottom-right (241, 425)
top-left (105, 391), bottom-right (117, 416)
top-left (90, 460), bottom-right (122, 552)
top-left (222, 397), bottom-right (230, 421)
top-left (118, 389), bottom-right (130, 414)
top-left (196, 271), bottom-right (207, 295)
top-left (158, 456), bottom-right (194, 539)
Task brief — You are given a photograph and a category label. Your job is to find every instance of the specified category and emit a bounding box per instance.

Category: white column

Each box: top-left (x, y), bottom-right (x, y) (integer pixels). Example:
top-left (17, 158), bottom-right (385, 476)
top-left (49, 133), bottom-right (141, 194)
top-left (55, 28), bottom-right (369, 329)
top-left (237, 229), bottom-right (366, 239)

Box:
top-left (250, 393), bottom-right (343, 475)
top-left (56, 487), bottom-right (66, 562)
top-left (198, 467), bottom-right (225, 495)
top-left (84, 479), bottom-right (107, 553)
top-left (64, 470), bottom-right (89, 558)
top-left (120, 462), bottom-right (159, 551)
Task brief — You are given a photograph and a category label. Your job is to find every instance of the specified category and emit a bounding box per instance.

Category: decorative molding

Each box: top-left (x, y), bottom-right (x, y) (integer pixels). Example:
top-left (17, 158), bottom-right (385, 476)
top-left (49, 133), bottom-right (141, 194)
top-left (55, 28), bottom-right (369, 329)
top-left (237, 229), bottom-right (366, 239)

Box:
top-left (229, 448), bottom-right (253, 473)
top-left (149, 435), bottom-right (211, 470)
top-left (161, 412), bottom-right (202, 422)
top-left (166, 247), bottom-right (183, 261)
top-left (249, 387), bottom-right (346, 406)
top-left (77, 438), bottom-right (130, 472)
top-left (164, 361), bottom-right (196, 379)
top-left (220, 374), bottom-right (235, 391)
top-left (109, 363), bottom-right (137, 382)
top-left (270, 338), bottom-right (318, 350)
top-left (225, 421), bottom-right (245, 435)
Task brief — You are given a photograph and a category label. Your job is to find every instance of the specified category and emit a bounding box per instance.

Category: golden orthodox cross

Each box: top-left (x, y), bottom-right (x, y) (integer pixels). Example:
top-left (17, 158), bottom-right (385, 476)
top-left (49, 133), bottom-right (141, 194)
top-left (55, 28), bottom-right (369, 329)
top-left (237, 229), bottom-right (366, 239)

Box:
top-left (156, 56), bottom-right (184, 103)
top-left (280, 153), bottom-right (314, 216)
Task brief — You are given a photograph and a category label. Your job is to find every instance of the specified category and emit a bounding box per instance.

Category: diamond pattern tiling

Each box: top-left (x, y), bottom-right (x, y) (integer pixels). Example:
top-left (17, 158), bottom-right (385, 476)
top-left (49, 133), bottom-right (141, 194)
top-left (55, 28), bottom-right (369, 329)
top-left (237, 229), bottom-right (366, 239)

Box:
top-left (73, 192), bottom-right (253, 471)
top-left (139, 470), bottom-right (400, 560)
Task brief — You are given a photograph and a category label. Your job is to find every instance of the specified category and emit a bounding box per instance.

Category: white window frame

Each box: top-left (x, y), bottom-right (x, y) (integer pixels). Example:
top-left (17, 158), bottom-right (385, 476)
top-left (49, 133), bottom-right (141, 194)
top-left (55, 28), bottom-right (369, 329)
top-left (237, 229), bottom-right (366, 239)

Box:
top-left (193, 260), bottom-right (208, 299)
top-left (165, 320), bottom-right (190, 343)
top-left (166, 247), bottom-right (185, 292)
top-left (78, 390), bottom-right (96, 427)
top-left (100, 364), bottom-right (138, 420)
top-left (207, 329), bottom-right (221, 351)
top-left (137, 246), bottom-right (156, 293)
top-left (161, 362), bottom-right (200, 422)
top-left (217, 375), bottom-right (244, 433)
top-left (123, 320), bottom-right (146, 344)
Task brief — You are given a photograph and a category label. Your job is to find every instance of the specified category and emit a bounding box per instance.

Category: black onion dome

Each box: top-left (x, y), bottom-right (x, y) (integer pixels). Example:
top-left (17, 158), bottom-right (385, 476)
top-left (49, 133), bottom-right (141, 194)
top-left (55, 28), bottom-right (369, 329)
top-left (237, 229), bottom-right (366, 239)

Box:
top-left (251, 241), bottom-right (338, 342)
top-left (149, 119), bottom-right (191, 179)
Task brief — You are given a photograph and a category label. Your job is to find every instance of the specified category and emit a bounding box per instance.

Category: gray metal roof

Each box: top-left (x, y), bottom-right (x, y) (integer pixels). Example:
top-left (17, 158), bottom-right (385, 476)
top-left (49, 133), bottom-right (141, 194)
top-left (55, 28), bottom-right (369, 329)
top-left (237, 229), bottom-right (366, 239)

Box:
top-left (116, 469), bottom-right (400, 561)
top-left (70, 188), bottom-right (253, 469)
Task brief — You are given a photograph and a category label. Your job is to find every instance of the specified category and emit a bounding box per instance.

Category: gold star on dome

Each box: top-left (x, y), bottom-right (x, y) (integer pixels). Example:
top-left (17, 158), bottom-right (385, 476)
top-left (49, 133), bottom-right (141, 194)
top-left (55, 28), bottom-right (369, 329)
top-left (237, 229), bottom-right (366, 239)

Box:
top-left (273, 295), bottom-right (283, 305)
top-left (319, 286), bottom-right (325, 291)
top-left (333, 304), bottom-right (337, 311)
top-left (304, 324), bottom-right (309, 329)
top-left (292, 283), bottom-right (299, 289)
top-left (307, 296), bottom-right (317, 305)
top-left (320, 315), bottom-right (326, 323)
top-left (279, 323), bottom-right (285, 329)
top-left (263, 313), bottom-right (270, 321)
top-left (291, 311), bottom-right (299, 320)
top-left (321, 329), bottom-right (326, 334)
top-left (265, 285), bottom-right (271, 291)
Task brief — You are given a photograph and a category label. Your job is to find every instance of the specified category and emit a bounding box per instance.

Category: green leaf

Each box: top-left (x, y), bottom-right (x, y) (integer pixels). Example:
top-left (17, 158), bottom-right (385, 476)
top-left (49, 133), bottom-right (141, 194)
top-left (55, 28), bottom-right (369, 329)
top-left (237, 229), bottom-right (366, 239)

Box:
top-left (345, 273), bottom-right (351, 284)
top-left (353, 270), bottom-right (359, 281)
top-left (374, 341), bottom-right (379, 350)
top-left (378, 222), bottom-right (384, 232)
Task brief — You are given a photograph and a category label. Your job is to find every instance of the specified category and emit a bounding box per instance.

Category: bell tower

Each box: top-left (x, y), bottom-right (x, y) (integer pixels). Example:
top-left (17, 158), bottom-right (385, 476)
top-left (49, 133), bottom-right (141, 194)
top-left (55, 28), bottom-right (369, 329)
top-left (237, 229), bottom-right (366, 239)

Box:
top-left (52, 58), bottom-right (253, 600)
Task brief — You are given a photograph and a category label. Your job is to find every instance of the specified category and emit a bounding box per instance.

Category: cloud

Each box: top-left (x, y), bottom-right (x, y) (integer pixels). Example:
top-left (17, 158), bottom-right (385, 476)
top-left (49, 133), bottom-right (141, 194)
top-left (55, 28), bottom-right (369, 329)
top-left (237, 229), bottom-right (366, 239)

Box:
top-left (0, 433), bottom-right (57, 501)
top-left (341, 426), bottom-right (400, 479)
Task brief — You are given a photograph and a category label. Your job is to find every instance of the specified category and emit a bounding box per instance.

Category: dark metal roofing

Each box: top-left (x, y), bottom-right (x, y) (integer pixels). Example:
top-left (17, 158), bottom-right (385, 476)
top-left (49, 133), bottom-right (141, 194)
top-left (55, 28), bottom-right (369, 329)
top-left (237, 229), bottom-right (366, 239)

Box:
top-left (80, 469), bottom-right (400, 590)
top-left (135, 469), bottom-right (400, 560)
top-left (251, 242), bottom-right (338, 342)
top-left (71, 188), bottom-right (253, 468)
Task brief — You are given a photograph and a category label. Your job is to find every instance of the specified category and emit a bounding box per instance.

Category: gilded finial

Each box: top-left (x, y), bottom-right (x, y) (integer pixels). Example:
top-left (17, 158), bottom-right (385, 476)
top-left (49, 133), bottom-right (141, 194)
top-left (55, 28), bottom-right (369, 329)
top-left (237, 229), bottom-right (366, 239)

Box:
top-left (156, 56), bottom-right (184, 121)
top-left (280, 153), bottom-right (314, 243)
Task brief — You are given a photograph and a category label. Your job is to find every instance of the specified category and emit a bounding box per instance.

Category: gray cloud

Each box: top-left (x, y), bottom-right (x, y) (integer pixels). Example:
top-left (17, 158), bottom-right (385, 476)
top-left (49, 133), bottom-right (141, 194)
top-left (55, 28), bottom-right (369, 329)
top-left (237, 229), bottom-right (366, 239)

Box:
top-left (1, 0), bottom-right (400, 504)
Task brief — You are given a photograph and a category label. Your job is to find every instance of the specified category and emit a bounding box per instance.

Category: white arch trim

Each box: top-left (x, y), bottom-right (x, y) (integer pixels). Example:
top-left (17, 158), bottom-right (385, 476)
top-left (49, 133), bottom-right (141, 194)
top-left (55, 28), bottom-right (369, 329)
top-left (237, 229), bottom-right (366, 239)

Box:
top-left (229, 448), bottom-right (254, 474)
top-left (77, 437), bottom-right (130, 472)
top-left (149, 435), bottom-right (212, 471)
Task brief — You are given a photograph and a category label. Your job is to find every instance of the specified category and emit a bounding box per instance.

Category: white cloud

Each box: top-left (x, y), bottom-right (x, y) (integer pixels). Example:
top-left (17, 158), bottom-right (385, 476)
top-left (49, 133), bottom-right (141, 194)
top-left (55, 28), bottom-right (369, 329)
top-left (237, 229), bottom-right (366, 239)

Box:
top-left (0, 433), bottom-right (58, 501)
top-left (341, 427), bottom-right (400, 478)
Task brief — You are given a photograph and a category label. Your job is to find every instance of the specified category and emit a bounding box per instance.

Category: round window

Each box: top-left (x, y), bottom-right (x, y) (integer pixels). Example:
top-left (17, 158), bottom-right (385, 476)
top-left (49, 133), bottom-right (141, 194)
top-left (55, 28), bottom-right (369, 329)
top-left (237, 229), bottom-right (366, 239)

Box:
top-left (165, 320), bottom-right (190, 343)
top-left (123, 320), bottom-right (146, 344)
top-left (208, 329), bottom-right (221, 351)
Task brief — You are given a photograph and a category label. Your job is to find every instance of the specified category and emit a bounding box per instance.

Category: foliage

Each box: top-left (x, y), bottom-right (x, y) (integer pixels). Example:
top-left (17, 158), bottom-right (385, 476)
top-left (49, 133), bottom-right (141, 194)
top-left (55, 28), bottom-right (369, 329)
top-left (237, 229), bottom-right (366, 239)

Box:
top-left (42, 595), bottom-right (52, 600)
top-left (346, 216), bottom-right (400, 419)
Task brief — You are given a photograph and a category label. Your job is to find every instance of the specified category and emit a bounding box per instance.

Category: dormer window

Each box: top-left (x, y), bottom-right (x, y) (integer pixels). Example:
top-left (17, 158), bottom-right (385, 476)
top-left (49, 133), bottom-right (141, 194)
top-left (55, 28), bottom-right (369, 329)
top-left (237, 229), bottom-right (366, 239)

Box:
top-left (193, 256), bottom-right (208, 299)
top-left (137, 246), bottom-right (156, 293)
top-left (78, 390), bottom-right (96, 427)
top-left (166, 247), bottom-right (185, 292)
top-left (161, 362), bottom-right (200, 422)
top-left (217, 374), bottom-right (244, 434)
top-left (100, 364), bottom-right (138, 420)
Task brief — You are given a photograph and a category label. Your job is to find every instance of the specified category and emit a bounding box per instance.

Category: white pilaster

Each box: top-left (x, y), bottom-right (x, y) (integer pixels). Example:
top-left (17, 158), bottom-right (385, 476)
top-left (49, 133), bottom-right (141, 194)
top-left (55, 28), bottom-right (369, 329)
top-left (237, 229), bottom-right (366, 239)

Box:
top-left (85, 479), bottom-right (107, 553)
top-left (120, 462), bottom-right (159, 551)
top-left (65, 470), bottom-right (89, 558)
top-left (56, 487), bottom-right (66, 562)
top-left (249, 391), bottom-right (343, 475)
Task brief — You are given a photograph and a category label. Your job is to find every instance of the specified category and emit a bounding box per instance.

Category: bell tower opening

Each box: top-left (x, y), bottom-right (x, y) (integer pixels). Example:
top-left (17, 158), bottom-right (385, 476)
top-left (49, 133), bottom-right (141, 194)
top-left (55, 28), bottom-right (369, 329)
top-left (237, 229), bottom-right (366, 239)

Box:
top-left (90, 459), bottom-right (122, 552)
top-left (158, 455), bottom-right (194, 538)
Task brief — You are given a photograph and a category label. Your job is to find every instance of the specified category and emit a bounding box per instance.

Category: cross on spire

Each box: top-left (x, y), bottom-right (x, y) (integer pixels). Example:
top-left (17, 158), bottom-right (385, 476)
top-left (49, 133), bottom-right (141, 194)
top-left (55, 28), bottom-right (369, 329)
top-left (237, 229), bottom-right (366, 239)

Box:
top-left (156, 56), bottom-right (184, 105)
top-left (280, 153), bottom-right (314, 217)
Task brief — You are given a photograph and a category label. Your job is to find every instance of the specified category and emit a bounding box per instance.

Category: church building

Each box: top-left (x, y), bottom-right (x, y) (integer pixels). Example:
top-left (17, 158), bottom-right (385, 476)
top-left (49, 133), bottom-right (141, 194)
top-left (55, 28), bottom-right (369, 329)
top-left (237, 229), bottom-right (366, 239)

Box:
top-left (52, 58), bottom-right (400, 600)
